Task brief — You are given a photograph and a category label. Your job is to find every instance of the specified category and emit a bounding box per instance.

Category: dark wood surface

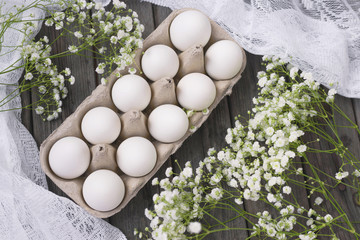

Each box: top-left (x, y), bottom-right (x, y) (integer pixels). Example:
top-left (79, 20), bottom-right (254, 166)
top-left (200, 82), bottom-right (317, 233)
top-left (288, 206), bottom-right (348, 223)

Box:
top-left (21, 1), bottom-right (360, 239)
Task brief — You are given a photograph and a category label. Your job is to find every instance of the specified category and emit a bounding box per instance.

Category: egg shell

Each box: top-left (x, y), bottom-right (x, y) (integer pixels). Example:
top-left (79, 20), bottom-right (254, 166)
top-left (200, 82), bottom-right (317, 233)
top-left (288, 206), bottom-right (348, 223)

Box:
top-left (81, 107), bottom-right (121, 145)
top-left (148, 104), bottom-right (189, 143)
top-left (170, 10), bottom-right (211, 51)
top-left (49, 136), bottom-right (90, 179)
top-left (111, 74), bottom-right (151, 112)
top-left (141, 44), bottom-right (179, 81)
top-left (205, 40), bottom-right (244, 80)
top-left (117, 137), bottom-right (157, 177)
top-left (82, 169), bottom-right (125, 212)
top-left (176, 73), bottom-right (216, 111)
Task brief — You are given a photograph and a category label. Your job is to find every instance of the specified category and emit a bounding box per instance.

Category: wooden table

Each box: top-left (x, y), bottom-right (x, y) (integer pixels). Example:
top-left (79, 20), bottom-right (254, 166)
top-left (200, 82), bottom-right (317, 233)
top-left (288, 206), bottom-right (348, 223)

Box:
top-left (21, 1), bottom-right (360, 239)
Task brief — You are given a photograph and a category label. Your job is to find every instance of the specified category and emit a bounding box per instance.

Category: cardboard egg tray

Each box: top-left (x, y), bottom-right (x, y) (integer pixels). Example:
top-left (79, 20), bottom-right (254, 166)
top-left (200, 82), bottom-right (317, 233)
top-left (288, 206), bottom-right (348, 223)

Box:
top-left (39, 8), bottom-right (247, 218)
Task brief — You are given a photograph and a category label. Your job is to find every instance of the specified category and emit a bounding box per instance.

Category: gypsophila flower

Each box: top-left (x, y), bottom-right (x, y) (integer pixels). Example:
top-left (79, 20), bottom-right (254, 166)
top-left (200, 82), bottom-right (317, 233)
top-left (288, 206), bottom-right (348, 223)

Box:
top-left (64, 68), bottom-right (71, 76)
top-left (74, 31), bottom-right (83, 38)
top-left (68, 76), bottom-right (75, 85)
top-left (151, 178), bottom-right (159, 186)
top-left (96, 63), bottom-right (106, 74)
top-left (128, 67), bottom-right (136, 74)
top-left (335, 171), bottom-right (349, 180)
top-left (297, 145), bottom-right (307, 153)
top-left (314, 197), bottom-right (323, 205)
top-left (35, 106), bottom-right (44, 115)
top-left (283, 186), bottom-right (292, 194)
top-left (68, 45), bottom-right (78, 53)
top-left (324, 214), bottom-right (333, 223)
top-left (110, 36), bottom-right (118, 44)
top-left (328, 89), bottom-right (337, 96)
top-left (38, 85), bottom-right (46, 94)
top-left (25, 72), bottom-right (33, 80)
top-left (101, 78), bottom-right (107, 85)
top-left (55, 21), bottom-right (63, 30)
top-left (353, 169), bottom-right (360, 177)
top-left (165, 167), bottom-right (173, 177)
top-left (187, 222), bottom-right (201, 234)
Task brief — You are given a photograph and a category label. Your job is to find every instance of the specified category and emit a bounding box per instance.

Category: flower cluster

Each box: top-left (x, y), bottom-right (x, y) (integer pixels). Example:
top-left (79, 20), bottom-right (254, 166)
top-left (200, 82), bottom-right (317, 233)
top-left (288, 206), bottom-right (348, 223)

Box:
top-left (136, 56), bottom-right (360, 239)
top-left (0, 0), bottom-right (144, 120)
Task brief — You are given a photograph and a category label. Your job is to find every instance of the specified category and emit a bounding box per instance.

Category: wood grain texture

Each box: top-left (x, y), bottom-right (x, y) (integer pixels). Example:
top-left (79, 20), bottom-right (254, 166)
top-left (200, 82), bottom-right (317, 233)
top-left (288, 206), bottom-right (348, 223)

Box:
top-left (19, 2), bottom-right (360, 239)
top-left (108, 1), bottom-right (160, 238)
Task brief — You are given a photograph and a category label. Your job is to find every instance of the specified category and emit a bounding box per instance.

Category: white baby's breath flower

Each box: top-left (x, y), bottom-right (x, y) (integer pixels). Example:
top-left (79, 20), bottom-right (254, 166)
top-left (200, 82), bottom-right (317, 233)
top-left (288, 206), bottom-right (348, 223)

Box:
top-left (68, 45), bottom-right (78, 53)
top-left (110, 36), bottom-right (118, 44)
top-left (38, 85), bottom-right (46, 94)
top-left (74, 31), bottom-right (83, 38)
top-left (45, 19), bottom-right (54, 26)
top-left (151, 177), bottom-right (159, 186)
top-left (297, 145), bottom-right (307, 153)
top-left (324, 214), bottom-right (333, 223)
top-left (68, 76), bottom-right (75, 85)
top-left (335, 171), bottom-right (349, 180)
top-left (290, 67), bottom-right (299, 79)
top-left (95, 2), bottom-right (103, 10)
top-left (25, 72), bottom-right (33, 80)
top-left (67, 15), bottom-right (75, 22)
top-left (182, 167), bottom-right (193, 178)
top-left (235, 198), bottom-right (243, 205)
top-left (165, 167), bottom-right (173, 177)
top-left (128, 67), bottom-right (136, 74)
top-left (44, 58), bottom-right (51, 66)
top-left (328, 88), bottom-right (337, 96)
top-left (96, 63), bottom-right (106, 74)
top-left (64, 68), bottom-right (71, 76)
top-left (314, 197), bottom-right (323, 205)
top-left (189, 126), bottom-right (197, 133)
top-left (145, 208), bottom-right (153, 220)
top-left (35, 106), bottom-right (44, 115)
top-left (282, 186), bottom-right (291, 194)
top-left (353, 169), bottom-right (360, 177)
top-left (101, 77), bottom-right (107, 85)
top-left (187, 222), bottom-right (201, 234)
top-left (55, 21), bottom-right (63, 30)
top-left (210, 188), bottom-right (223, 200)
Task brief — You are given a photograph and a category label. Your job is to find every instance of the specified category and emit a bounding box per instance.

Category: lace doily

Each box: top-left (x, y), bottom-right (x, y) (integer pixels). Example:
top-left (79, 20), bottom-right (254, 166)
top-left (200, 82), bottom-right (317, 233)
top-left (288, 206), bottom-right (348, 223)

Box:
top-left (144, 0), bottom-right (360, 98)
top-left (0, 0), bottom-right (126, 239)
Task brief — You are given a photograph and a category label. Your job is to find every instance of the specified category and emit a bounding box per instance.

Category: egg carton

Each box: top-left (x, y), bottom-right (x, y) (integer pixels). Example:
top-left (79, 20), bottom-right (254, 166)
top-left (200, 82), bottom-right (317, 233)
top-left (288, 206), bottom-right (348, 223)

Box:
top-left (39, 8), bottom-right (247, 218)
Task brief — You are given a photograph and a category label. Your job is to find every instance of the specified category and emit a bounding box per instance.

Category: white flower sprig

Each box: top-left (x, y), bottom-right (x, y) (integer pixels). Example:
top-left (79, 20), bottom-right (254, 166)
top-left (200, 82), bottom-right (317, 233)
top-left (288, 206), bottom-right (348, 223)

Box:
top-left (0, 0), bottom-right (144, 121)
top-left (136, 56), bottom-right (360, 240)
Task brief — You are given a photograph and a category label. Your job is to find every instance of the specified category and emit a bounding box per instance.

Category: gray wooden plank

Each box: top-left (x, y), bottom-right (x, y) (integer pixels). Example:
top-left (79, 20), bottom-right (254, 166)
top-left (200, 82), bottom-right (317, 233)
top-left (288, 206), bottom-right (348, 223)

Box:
top-left (199, 97), bottom-right (249, 239)
top-left (228, 53), bottom-right (311, 236)
top-left (153, 4), bottom-right (172, 26)
top-left (109, 2), bottom-right (157, 238)
top-left (31, 22), bottom-right (97, 197)
top-left (303, 95), bottom-right (360, 239)
top-left (21, 91), bottom-right (33, 135)
top-left (227, 53), bottom-right (275, 237)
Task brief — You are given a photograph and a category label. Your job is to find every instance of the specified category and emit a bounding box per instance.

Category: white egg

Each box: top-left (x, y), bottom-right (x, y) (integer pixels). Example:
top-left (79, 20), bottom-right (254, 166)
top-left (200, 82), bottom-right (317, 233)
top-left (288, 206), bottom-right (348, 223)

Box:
top-left (170, 10), bottom-right (212, 51)
top-left (148, 104), bottom-right (189, 143)
top-left (81, 107), bottom-right (121, 144)
top-left (111, 74), bottom-right (151, 112)
top-left (176, 73), bottom-right (216, 111)
top-left (205, 40), bottom-right (244, 80)
top-left (117, 137), bottom-right (157, 177)
top-left (49, 136), bottom-right (90, 179)
top-left (141, 44), bottom-right (179, 81)
top-left (82, 169), bottom-right (125, 212)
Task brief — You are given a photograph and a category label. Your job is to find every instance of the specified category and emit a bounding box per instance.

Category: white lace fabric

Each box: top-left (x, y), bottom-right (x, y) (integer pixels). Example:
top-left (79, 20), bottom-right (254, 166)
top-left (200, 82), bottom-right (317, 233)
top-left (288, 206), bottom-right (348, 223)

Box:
top-left (0, 0), bottom-right (125, 239)
top-left (144, 0), bottom-right (360, 98)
